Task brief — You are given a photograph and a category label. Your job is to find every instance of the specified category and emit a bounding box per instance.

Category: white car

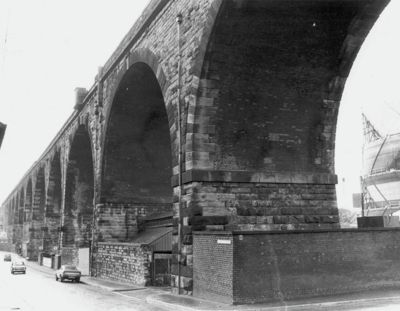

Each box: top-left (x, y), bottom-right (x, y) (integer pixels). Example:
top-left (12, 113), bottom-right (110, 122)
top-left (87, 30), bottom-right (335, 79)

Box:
top-left (11, 259), bottom-right (26, 274)
top-left (55, 265), bottom-right (81, 282)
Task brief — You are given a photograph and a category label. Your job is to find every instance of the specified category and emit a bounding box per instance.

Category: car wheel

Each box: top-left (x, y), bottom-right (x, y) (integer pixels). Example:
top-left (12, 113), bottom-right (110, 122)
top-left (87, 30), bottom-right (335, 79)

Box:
top-left (60, 277), bottom-right (64, 282)
top-left (76, 278), bottom-right (80, 283)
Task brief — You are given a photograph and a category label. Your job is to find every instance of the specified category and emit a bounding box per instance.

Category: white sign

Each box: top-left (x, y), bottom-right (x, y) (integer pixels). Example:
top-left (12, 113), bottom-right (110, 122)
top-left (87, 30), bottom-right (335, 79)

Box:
top-left (217, 239), bottom-right (231, 245)
top-left (43, 257), bottom-right (52, 268)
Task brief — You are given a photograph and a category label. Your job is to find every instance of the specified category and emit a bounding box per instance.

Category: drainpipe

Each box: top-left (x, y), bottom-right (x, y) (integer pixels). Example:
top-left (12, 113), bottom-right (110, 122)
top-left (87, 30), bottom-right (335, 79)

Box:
top-left (176, 12), bottom-right (183, 295)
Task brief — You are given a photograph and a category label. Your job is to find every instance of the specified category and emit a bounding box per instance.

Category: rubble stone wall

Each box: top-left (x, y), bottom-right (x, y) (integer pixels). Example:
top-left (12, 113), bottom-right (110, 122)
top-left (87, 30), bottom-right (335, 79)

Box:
top-left (94, 242), bottom-right (151, 286)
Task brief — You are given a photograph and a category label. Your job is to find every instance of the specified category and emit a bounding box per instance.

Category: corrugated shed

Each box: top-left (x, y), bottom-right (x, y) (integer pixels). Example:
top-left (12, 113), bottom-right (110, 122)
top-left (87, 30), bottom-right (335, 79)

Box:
top-left (132, 227), bottom-right (172, 252)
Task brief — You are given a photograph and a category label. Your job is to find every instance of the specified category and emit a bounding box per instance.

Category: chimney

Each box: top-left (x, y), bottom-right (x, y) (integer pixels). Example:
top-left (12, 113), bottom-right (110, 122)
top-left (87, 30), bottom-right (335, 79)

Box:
top-left (74, 87), bottom-right (88, 111)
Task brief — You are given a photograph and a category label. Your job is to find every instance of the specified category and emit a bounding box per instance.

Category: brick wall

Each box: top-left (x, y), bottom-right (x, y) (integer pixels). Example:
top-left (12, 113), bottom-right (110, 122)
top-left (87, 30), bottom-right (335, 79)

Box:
top-left (93, 242), bottom-right (151, 286)
top-left (193, 232), bottom-right (233, 303)
top-left (194, 228), bottom-right (400, 304)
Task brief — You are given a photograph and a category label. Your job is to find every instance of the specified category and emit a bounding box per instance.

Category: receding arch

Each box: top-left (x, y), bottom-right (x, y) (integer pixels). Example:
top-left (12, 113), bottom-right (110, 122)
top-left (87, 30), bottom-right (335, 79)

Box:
top-left (22, 179), bottom-right (33, 258)
top-left (18, 188), bottom-right (24, 225)
top-left (12, 195), bottom-right (18, 225)
top-left (63, 125), bottom-right (94, 249)
top-left (29, 167), bottom-right (46, 260)
top-left (44, 152), bottom-right (62, 252)
top-left (24, 179), bottom-right (33, 223)
top-left (33, 167), bottom-right (46, 222)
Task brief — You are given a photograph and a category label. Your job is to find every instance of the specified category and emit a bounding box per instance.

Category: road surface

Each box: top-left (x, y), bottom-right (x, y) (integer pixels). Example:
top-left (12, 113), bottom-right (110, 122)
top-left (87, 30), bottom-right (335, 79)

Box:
top-left (0, 252), bottom-right (165, 311)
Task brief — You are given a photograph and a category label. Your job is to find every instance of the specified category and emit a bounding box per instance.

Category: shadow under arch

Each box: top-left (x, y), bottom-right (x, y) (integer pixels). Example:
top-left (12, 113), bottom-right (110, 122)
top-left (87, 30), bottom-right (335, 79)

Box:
top-left (99, 60), bottom-right (173, 242)
top-left (62, 124), bottom-right (94, 268)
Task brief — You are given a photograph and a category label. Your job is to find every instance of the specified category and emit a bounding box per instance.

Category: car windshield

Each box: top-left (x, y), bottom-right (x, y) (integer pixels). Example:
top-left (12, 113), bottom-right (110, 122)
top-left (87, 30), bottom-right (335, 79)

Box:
top-left (13, 261), bottom-right (24, 265)
top-left (64, 265), bottom-right (77, 270)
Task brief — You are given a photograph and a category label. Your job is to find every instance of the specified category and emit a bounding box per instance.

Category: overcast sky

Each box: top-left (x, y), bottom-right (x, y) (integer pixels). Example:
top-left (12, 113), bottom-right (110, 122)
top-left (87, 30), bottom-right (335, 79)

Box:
top-left (335, 0), bottom-right (400, 210)
top-left (0, 1), bottom-right (400, 210)
top-left (0, 0), bottom-right (149, 202)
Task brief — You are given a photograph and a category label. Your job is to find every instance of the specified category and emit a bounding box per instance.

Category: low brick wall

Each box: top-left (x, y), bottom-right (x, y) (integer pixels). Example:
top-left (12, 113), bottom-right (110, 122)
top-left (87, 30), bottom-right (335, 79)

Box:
top-left (193, 228), bottom-right (400, 304)
top-left (93, 242), bottom-right (151, 286)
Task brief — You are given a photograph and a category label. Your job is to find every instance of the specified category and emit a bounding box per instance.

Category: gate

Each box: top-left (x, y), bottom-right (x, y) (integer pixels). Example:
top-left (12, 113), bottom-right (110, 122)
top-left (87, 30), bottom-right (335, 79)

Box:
top-left (152, 252), bottom-right (171, 286)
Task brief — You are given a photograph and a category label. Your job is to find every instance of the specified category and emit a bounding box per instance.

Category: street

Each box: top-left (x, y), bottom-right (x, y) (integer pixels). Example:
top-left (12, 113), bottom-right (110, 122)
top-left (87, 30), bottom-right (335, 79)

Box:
top-left (0, 252), bottom-right (165, 311)
top-left (3, 252), bottom-right (400, 311)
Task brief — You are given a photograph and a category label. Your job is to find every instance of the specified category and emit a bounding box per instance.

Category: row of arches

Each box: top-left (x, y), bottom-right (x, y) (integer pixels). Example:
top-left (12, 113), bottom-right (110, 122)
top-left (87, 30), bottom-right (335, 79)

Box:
top-left (4, 62), bottom-right (173, 263)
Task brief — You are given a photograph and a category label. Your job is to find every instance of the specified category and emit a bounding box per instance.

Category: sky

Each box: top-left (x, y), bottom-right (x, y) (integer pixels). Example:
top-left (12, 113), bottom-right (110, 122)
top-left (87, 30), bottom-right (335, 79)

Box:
top-left (0, 1), bottom-right (399, 209)
top-left (335, 0), bottom-right (400, 211)
top-left (0, 0), bottom-right (150, 202)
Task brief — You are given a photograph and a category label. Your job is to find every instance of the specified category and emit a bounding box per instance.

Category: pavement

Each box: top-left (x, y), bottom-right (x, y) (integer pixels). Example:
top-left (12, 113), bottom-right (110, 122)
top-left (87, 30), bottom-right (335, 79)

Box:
top-left (20, 258), bottom-right (400, 311)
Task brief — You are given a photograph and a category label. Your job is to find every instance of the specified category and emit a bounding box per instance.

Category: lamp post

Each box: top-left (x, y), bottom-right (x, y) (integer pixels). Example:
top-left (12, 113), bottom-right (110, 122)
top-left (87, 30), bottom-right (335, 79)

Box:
top-left (176, 12), bottom-right (183, 295)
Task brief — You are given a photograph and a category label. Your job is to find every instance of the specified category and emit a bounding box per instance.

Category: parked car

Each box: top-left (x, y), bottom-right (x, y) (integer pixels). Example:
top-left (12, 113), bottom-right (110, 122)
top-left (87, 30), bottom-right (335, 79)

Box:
top-left (3, 253), bottom-right (11, 261)
top-left (55, 265), bottom-right (81, 282)
top-left (11, 259), bottom-right (26, 274)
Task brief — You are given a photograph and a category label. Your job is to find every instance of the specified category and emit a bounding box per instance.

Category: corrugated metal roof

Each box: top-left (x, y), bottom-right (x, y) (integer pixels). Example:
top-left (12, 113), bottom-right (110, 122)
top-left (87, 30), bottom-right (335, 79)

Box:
top-left (132, 227), bottom-right (172, 252)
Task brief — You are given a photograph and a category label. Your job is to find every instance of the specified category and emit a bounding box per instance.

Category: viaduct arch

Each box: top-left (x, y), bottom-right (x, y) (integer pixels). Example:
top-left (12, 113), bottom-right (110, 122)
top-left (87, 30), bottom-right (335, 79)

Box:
top-left (0, 0), bottom-right (391, 297)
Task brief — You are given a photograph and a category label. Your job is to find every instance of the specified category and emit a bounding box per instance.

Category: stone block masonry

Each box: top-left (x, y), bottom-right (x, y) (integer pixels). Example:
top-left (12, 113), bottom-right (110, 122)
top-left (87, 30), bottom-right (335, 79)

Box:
top-left (194, 228), bottom-right (400, 304)
top-left (172, 175), bottom-right (339, 294)
top-left (0, 0), bottom-right (391, 300)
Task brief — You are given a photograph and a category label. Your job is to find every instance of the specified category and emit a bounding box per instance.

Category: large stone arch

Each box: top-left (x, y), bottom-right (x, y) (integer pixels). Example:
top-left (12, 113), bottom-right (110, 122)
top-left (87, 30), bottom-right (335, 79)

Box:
top-left (185, 0), bottom-right (389, 224)
top-left (170, 0), bottom-right (390, 293)
top-left (44, 151), bottom-right (62, 253)
top-left (62, 124), bottom-right (94, 266)
top-left (98, 54), bottom-right (173, 243)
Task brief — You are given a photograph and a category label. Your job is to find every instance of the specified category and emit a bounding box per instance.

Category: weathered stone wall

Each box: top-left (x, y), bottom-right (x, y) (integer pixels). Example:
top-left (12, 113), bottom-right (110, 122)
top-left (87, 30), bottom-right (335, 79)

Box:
top-left (61, 246), bottom-right (78, 266)
top-left (93, 242), bottom-right (151, 286)
top-left (0, 0), bottom-right (391, 297)
top-left (194, 229), bottom-right (400, 304)
top-left (29, 220), bottom-right (43, 260)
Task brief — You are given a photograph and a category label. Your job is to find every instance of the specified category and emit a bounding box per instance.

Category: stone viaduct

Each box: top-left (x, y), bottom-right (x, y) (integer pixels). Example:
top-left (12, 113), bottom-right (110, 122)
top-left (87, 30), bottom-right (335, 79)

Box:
top-left (1, 0), bottom-right (392, 301)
